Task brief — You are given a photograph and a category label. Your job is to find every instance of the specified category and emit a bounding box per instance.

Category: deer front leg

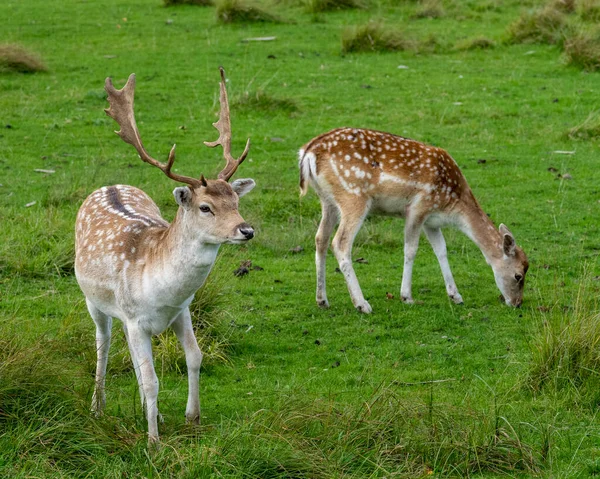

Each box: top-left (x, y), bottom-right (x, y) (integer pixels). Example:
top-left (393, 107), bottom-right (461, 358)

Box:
top-left (87, 300), bottom-right (112, 416)
top-left (423, 225), bottom-right (463, 304)
top-left (171, 309), bottom-right (203, 425)
top-left (332, 202), bottom-right (371, 313)
top-left (127, 324), bottom-right (160, 444)
top-left (123, 323), bottom-right (163, 423)
top-left (315, 201), bottom-right (338, 308)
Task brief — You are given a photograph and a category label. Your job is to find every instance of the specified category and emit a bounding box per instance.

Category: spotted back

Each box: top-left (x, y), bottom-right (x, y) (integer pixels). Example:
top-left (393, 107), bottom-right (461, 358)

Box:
top-left (299, 127), bottom-right (468, 212)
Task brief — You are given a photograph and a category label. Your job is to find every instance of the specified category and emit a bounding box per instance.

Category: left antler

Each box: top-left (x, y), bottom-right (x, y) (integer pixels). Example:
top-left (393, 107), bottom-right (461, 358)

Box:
top-left (204, 67), bottom-right (251, 182)
top-left (105, 74), bottom-right (205, 189)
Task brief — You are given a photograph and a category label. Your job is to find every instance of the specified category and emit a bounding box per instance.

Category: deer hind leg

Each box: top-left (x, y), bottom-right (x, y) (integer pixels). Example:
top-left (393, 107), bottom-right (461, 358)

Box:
top-left (400, 208), bottom-right (428, 304)
top-left (315, 200), bottom-right (339, 308)
top-left (171, 309), bottom-right (203, 425)
top-left (423, 225), bottom-right (464, 304)
top-left (332, 199), bottom-right (371, 313)
top-left (127, 324), bottom-right (160, 444)
top-left (87, 299), bottom-right (112, 416)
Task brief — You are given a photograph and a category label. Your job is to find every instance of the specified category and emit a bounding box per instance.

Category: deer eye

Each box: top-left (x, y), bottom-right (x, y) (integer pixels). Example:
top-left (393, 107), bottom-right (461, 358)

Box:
top-left (199, 205), bottom-right (212, 213)
top-left (515, 274), bottom-right (523, 283)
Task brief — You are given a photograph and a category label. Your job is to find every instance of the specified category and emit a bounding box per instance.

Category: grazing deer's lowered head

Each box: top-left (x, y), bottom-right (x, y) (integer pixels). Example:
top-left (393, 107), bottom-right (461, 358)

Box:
top-left (298, 127), bottom-right (528, 313)
top-left (75, 67), bottom-right (255, 445)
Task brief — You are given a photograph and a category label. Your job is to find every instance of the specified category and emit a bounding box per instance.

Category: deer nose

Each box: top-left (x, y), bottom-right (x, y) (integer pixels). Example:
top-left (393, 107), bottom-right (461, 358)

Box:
top-left (238, 224), bottom-right (254, 240)
top-left (514, 299), bottom-right (522, 308)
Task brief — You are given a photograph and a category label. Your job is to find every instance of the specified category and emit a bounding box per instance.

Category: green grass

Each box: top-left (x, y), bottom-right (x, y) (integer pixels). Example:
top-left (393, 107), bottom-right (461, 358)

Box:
top-left (2, 0), bottom-right (600, 476)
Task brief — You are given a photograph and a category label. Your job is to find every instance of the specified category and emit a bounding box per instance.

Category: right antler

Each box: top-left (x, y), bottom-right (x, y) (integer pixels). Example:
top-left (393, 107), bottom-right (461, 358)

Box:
top-left (104, 74), bottom-right (205, 189)
top-left (204, 67), bottom-right (251, 182)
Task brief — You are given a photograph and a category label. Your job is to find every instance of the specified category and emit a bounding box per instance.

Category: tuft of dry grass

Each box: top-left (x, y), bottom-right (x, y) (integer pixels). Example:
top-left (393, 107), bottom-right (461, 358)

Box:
top-left (341, 22), bottom-right (416, 53)
top-left (568, 110), bottom-right (600, 139)
top-left (163, 0), bottom-right (212, 5)
top-left (303, 0), bottom-right (365, 13)
top-left (550, 0), bottom-right (576, 13)
top-left (0, 44), bottom-right (47, 73)
top-left (455, 36), bottom-right (496, 50)
top-left (215, 0), bottom-right (285, 23)
top-left (562, 28), bottom-right (600, 71)
top-left (506, 6), bottom-right (568, 45)
top-left (577, 0), bottom-right (600, 22)
top-left (233, 90), bottom-right (300, 115)
top-left (413, 0), bottom-right (444, 19)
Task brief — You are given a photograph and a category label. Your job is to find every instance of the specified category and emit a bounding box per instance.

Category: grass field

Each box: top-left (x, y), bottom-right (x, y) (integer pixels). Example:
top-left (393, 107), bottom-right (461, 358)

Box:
top-left (2, 0), bottom-right (600, 476)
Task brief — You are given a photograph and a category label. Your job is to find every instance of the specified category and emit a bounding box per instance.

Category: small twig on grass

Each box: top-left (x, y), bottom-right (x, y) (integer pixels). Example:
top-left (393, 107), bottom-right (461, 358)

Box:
top-left (393, 378), bottom-right (457, 386)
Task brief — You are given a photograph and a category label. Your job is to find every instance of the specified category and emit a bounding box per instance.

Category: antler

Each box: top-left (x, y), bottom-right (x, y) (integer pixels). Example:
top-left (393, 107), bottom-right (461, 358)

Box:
top-left (204, 67), bottom-right (251, 182)
top-left (104, 74), bottom-right (206, 189)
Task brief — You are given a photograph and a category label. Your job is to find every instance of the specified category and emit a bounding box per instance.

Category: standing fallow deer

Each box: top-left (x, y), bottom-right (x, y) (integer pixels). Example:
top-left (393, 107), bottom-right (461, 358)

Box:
top-left (75, 68), bottom-right (255, 444)
top-left (299, 127), bottom-right (528, 313)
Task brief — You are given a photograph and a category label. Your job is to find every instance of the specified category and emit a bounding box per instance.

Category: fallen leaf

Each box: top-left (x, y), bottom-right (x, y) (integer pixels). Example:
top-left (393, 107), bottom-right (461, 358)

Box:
top-left (242, 36), bottom-right (276, 42)
top-left (547, 166), bottom-right (558, 172)
top-left (562, 173), bottom-right (573, 180)
top-left (25, 201), bottom-right (37, 207)
top-left (34, 169), bottom-right (55, 174)
top-left (355, 257), bottom-right (368, 264)
top-left (386, 292), bottom-right (394, 300)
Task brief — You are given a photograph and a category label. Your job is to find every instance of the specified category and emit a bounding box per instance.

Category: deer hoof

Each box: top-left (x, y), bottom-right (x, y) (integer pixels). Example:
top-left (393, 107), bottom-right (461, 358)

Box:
top-left (317, 299), bottom-right (330, 309)
top-left (147, 435), bottom-right (161, 452)
top-left (356, 301), bottom-right (372, 314)
top-left (401, 296), bottom-right (414, 304)
top-left (449, 294), bottom-right (464, 305)
top-left (186, 414), bottom-right (200, 425)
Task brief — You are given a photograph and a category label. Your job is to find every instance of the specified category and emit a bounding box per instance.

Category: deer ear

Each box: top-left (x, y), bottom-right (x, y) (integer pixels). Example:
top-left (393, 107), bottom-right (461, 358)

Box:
top-left (173, 186), bottom-right (193, 210)
top-left (499, 223), bottom-right (516, 257)
top-left (231, 178), bottom-right (256, 198)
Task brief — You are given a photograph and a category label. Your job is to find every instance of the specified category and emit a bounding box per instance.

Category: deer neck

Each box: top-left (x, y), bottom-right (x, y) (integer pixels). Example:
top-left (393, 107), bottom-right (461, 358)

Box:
top-left (146, 208), bottom-right (220, 305)
top-left (456, 192), bottom-right (503, 264)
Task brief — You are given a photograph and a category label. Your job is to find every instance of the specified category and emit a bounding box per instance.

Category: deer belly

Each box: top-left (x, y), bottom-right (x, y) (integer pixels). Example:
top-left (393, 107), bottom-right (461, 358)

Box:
top-left (372, 196), bottom-right (409, 217)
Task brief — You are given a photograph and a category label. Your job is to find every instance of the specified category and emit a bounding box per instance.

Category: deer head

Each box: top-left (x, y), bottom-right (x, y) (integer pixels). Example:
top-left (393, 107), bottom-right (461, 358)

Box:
top-left (489, 224), bottom-right (528, 307)
top-left (104, 67), bottom-right (256, 245)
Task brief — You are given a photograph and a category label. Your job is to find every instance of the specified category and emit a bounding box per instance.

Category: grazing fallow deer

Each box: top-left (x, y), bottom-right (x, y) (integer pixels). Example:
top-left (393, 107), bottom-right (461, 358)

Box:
top-left (75, 68), bottom-right (255, 443)
top-left (299, 128), bottom-right (528, 313)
